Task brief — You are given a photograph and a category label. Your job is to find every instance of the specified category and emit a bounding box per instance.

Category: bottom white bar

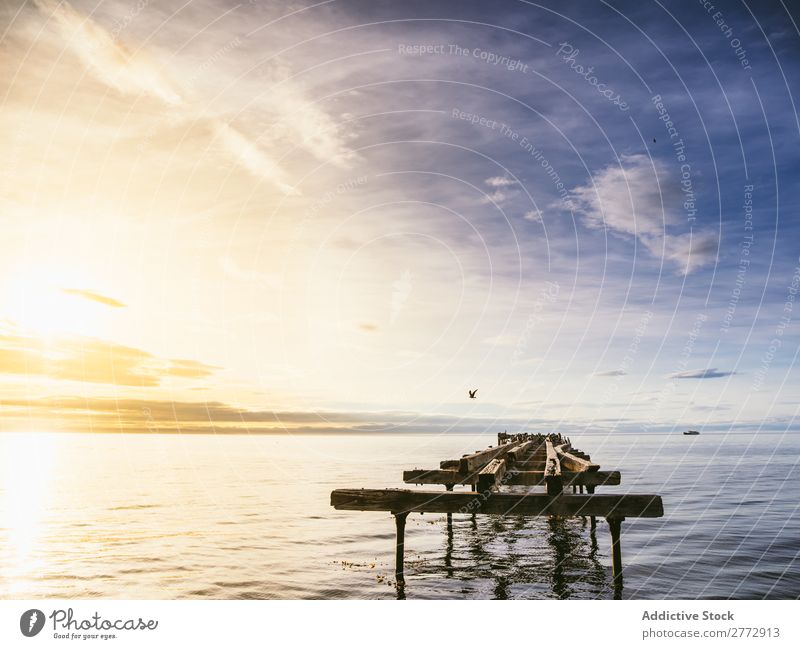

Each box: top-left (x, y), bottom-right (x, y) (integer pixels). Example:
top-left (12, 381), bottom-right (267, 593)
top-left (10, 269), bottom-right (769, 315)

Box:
top-left (0, 600), bottom-right (796, 647)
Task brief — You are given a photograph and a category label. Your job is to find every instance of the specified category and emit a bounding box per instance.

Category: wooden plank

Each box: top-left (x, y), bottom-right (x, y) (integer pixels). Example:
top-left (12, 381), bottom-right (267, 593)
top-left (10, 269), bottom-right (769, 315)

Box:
top-left (557, 446), bottom-right (600, 472)
top-left (458, 444), bottom-right (513, 473)
top-left (505, 441), bottom-right (534, 466)
top-left (403, 469), bottom-right (469, 485)
top-left (477, 458), bottom-right (506, 492)
top-left (439, 459), bottom-right (460, 469)
top-left (403, 468), bottom-right (620, 487)
top-left (514, 470), bottom-right (620, 487)
top-left (513, 460), bottom-right (547, 470)
top-left (544, 439), bottom-right (562, 496)
top-left (330, 489), bottom-right (664, 518)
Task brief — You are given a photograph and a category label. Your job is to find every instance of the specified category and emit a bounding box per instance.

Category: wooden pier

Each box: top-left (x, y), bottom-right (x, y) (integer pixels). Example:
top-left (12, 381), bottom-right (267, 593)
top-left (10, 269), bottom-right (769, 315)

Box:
top-left (330, 432), bottom-right (663, 595)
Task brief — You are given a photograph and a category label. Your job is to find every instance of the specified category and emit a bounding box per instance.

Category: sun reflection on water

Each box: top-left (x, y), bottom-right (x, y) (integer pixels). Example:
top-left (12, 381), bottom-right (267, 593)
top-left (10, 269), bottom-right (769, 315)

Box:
top-left (1, 433), bottom-right (59, 594)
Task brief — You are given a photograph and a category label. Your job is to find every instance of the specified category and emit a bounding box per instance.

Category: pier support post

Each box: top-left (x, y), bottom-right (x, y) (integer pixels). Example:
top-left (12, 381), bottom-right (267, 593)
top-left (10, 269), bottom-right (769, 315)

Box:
top-left (393, 512), bottom-right (409, 585)
top-left (587, 485), bottom-right (596, 529)
top-left (445, 484), bottom-right (453, 530)
top-left (607, 516), bottom-right (625, 588)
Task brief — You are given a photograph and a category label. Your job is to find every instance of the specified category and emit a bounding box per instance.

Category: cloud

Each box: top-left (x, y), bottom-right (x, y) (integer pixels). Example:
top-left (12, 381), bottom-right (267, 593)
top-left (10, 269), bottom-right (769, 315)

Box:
top-left (0, 395), bottom-right (575, 434)
top-left (267, 83), bottom-right (356, 168)
top-left (485, 176), bottom-right (516, 187)
top-left (668, 368), bottom-right (736, 379)
top-left (33, 0), bottom-right (181, 105)
top-left (568, 154), bottom-right (717, 274)
top-left (219, 256), bottom-right (282, 289)
top-left (0, 326), bottom-right (217, 387)
top-left (33, 0), bottom-right (303, 195)
top-left (657, 231), bottom-right (719, 275)
top-left (164, 359), bottom-right (219, 379)
top-left (593, 369), bottom-right (627, 377)
top-left (483, 334), bottom-right (519, 346)
top-left (523, 210), bottom-right (543, 223)
top-left (481, 176), bottom-right (519, 205)
top-left (61, 288), bottom-right (126, 308)
top-left (211, 122), bottom-right (298, 195)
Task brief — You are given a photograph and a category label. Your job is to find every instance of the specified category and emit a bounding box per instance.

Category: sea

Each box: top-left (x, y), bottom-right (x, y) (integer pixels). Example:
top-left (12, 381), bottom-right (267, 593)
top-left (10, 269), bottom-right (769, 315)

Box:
top-left (1, 432), bottom-right (798, 599)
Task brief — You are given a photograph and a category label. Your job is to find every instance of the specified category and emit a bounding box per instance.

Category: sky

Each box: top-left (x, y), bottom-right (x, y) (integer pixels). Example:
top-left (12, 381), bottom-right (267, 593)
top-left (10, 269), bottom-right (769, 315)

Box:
top-left (1, 0), bottom-right (799, 434)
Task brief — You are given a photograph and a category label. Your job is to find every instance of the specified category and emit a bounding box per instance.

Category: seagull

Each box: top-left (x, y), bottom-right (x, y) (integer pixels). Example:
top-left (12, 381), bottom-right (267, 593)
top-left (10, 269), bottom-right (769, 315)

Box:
top-left (468, 389), bottom-right (478, 399)
top-left (653, 138), bottom-right (657, 143)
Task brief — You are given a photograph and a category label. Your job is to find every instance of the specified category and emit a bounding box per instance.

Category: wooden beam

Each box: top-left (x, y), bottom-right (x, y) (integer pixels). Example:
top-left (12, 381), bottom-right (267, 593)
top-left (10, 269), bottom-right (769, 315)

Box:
top-left (457, 444), bottom-right (513, 473)
top-left (331, 489), bottom-right (664, 518)
top-left (545, 439), bottom-right (562, 496)
top-left (477, 458), bottom-right (506, 492)
top-left (557, 446), bottom-right (600, 472)
top-left (404, 469), bottom-right (470, 485)
top-left (505, 441), bottom-right (535, 466)
top-left (514, 470), bottom-right (620, 487)
top-left (439, 459), bottom-right (460, 469)
top-left (512, 460), bottom-right (547, 470)
top-left (403, 468), bottom-right (621, 487)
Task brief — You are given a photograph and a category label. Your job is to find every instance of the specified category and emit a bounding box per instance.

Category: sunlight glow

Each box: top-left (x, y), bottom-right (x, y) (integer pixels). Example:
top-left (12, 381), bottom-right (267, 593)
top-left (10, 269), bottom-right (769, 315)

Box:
top-left (5, 266), bottom-right (110, 339)
top-left (0, 433), bottom-right (59, 592)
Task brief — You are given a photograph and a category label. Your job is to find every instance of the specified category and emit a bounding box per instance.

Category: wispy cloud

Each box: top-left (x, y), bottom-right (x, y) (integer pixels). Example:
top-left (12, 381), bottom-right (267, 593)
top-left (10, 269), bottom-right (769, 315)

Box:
top-left (0, 326), bottom-right (217, 387)
top-left (669, 368), bottom-right (736, 379)
top-left (61, 288), bottom-right (126, 308)
top-left (0, 395), bottom-right (589, 434)
top-left (33, 0), bottom-right (181, 105)
top-left (267, 82), bottom-right (356, 168)
top-left (593, 369), bottom-right (627, 377)
top-left (219, 256), bottom-right (282, 289)
top-left (481, 176), bottom-right (519, 205)
top-left (485, 176), bottom-right (516, 188)
top-left (211, 122), bottom-right (298, 195)
top-left (568, 154), bottom-right (717, 274)
top-left (483, 334), bottom-right (519, 346)
top-left (33, 0), bottom-right (305, 195)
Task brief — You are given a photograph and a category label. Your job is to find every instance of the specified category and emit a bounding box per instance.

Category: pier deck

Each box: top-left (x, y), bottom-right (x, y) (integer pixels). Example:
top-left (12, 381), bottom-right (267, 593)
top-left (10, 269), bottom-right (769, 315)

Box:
top-left (330, 432), bottom-right (664, 593)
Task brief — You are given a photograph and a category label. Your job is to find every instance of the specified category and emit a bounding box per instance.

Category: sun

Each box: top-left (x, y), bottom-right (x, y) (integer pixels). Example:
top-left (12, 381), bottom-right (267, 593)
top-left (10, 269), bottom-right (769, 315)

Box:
top-left (3, 264), bottom-right (112, 339)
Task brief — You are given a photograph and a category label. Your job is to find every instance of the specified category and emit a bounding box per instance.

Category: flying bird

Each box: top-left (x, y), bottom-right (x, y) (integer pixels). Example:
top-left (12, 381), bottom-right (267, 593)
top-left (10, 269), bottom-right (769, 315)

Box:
top-left (468, 389), bottom-right (478, 399)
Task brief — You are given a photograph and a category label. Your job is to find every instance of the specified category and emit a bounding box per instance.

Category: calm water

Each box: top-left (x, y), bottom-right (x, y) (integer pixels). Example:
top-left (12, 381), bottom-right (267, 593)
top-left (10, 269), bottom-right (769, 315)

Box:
top-left (0, 432), bottom-right (798, 599)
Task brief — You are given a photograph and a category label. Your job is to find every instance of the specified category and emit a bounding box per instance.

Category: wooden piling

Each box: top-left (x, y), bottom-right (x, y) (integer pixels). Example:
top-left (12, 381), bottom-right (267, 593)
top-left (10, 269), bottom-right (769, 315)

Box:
top-left (587, 485), bottom-right (596, 529)
top-left (607, 516), bottom-right (624, 587)
top-left (445, 484), bottom-right (453, 529)
top-left (394, 512), bottom-right (409, 584)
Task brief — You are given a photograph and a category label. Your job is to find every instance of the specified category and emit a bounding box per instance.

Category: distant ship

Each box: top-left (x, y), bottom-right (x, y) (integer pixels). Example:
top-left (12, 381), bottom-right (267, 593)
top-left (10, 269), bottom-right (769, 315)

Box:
top-left (683, 430), bottom-right (700, 435)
